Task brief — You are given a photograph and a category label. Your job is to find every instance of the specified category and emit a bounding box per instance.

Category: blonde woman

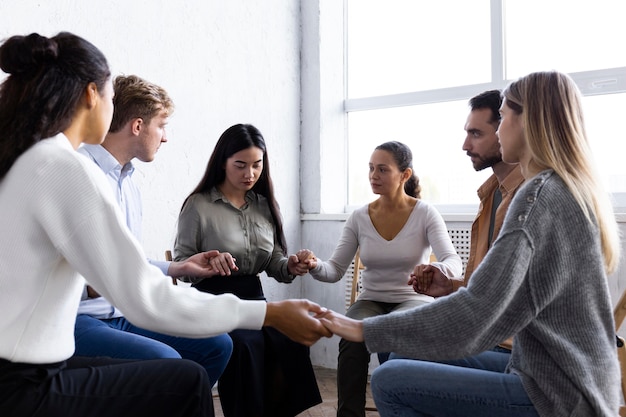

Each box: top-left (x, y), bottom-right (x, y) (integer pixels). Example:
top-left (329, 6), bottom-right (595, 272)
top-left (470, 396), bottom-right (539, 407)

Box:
top-left (318, 71), bottom-right (621, 417)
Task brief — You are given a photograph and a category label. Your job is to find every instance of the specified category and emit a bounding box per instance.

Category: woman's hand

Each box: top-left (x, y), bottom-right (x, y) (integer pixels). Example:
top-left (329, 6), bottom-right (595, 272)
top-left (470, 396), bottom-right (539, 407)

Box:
top-left (288, 249), bottom-right (317, 275)
top-left (316, 309), bottom-right (364, 342)
top-left (265, 299), bottom-right (332, 345)
top-left (205, 252), bottom-right (239, 276)
top-left (409, 263), bottom-right (453, 297)
top-left (168, 251), bottom-right (238, 278)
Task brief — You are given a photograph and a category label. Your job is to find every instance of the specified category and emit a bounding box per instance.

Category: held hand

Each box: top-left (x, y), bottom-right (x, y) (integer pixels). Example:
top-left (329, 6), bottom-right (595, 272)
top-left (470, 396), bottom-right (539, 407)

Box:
top-left (288, 249), bottom-right (317, 276)
top-left (316, 309), bottom-right (364, 343)
top-left (168, 250), bottom-right (238, 278)
top-left (264, 299), bottom-right (332, 346)
top-left (206, 252), bottom-right (239, 276)
top-left (408, 264), bottom-right (453, 297)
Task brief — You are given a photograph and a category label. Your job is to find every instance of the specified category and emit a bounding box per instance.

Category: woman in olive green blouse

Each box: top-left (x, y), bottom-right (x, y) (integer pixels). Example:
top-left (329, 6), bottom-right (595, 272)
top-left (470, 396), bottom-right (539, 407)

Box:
top-left (174, 123), bottom-right (321, 417)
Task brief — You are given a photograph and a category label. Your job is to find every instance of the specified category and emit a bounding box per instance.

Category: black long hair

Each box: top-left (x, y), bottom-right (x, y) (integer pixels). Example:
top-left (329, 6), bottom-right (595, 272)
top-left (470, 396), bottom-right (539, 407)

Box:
top-left (375, 141), bottom-right (421, 198)
top-left (182, 124), bottom-right (287, 252)
top-left (0, 32), bottom-right (110, 179)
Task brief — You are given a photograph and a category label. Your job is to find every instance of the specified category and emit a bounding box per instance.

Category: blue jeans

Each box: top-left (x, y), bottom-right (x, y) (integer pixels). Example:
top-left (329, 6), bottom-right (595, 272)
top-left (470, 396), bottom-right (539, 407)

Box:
top-left (74, 314), bottom-right (233, 385)
top-left (373, 351), bottom-right (540, 417)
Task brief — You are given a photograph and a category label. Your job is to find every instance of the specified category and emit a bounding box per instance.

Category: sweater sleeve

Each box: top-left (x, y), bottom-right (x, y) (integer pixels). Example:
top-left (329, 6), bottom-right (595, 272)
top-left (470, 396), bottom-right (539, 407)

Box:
top-left (363, 229), bottom-right (535, 359)
top-left (309, 211), bottom-right (360, 283)
top-left (45, 154), bottom-right (266, 337)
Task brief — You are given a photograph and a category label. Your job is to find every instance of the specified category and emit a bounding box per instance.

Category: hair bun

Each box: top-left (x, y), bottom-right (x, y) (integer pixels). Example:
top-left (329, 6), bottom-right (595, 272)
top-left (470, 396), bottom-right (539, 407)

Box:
top-left (0, 33), bottom-right (59, 75)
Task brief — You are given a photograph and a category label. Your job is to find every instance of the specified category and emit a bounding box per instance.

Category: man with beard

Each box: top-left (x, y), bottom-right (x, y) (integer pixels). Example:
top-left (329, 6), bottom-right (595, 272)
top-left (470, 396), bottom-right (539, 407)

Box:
top-left (412, 90), bottom-right (524, 351)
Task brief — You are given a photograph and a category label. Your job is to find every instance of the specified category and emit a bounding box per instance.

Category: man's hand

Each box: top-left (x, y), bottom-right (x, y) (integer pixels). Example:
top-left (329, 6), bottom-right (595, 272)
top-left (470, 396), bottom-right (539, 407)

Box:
top-left (167, 250), bottom-right (238, 278)
top-left (264, 299), bottom-right (332, 346)
top-left (409, 264), bottom-right (453, 297)
top-left (316, 309), bottom-right (364, 343)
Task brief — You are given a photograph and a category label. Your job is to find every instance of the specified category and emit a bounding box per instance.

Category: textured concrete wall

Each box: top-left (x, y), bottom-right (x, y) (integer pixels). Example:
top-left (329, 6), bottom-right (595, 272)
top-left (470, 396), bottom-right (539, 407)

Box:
top-left (0, 0), bottom-right (305, 302)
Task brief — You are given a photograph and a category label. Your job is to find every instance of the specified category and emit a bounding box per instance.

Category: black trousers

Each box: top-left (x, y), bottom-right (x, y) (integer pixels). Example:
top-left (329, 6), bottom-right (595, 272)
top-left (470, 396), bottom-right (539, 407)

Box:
top-left (0, 356), bottom-right (214, 417)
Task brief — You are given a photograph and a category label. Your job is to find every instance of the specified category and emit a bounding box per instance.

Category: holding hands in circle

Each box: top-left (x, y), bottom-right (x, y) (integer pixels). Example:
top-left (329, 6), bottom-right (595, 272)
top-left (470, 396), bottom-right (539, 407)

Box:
top-left (409, 263), bottom-right (454, 297)
top-left (205, 252), bottom-right (239, 276)
top-left (287, 248), bottom-right (318, 276)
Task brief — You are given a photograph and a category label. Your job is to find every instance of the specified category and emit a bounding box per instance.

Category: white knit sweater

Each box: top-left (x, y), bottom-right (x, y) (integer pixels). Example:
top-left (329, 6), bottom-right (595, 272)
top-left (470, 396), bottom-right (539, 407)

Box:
top-left (0, 134), bottom-right (266, 364)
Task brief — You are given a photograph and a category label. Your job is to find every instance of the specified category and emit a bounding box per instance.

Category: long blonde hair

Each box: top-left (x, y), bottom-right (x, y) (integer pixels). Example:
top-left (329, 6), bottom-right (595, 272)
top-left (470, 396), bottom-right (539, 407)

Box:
top-left (503, 71), bottom-right (620, 274)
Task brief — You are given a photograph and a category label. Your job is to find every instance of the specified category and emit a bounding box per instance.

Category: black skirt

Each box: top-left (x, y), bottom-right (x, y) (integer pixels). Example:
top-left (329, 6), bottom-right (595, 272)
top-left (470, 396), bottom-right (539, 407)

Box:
top-left (194, 275), bottom-right (322, 417)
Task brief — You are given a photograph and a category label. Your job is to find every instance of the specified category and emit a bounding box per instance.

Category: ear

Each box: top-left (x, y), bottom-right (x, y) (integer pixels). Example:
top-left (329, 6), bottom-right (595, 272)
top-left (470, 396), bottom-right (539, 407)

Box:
top-left (130, 118), bottom-right (144, 136)
top-left (85, 82), bottom-right (99, 109)
top-left (402, 167), bottom-right (413, 183)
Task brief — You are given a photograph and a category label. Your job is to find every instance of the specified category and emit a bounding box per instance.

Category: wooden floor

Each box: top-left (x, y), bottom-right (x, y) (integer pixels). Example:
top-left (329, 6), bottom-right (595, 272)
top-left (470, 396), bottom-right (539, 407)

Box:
top-left (212, 366), bottom-right (379, 417)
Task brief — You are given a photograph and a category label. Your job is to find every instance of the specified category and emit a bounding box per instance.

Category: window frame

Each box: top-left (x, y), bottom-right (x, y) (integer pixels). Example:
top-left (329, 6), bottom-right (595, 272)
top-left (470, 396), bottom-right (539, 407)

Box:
top-left (299, 0), bottom-right (626, 217)
top-left (342, 0), bottom-right (626, 213)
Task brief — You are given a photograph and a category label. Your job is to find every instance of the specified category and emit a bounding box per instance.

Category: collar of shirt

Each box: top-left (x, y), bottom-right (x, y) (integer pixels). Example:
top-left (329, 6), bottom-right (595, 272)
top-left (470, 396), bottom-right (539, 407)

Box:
top-left (477, 174), bottom-right (499, 202)
top-left (477, 165), bottom-right (525, 201)
top-left (78, 144), bottom-right (135, 182)
top-left (499, 165), bottom-right (525, 198)
top-left (77, 144), bottom-right (142, 240)
top-left (209, 187), bottom-right (258, 207)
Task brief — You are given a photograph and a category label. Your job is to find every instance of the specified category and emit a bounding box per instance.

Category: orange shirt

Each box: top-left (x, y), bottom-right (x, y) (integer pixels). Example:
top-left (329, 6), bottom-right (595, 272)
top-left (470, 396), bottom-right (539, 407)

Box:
top-left (451, 165), bottom-right (524, 349)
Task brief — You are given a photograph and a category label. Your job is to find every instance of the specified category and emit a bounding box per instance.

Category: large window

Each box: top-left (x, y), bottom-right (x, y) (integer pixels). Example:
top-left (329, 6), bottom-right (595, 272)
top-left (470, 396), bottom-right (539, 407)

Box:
top-left (345, 0), bottom-right (626, 209)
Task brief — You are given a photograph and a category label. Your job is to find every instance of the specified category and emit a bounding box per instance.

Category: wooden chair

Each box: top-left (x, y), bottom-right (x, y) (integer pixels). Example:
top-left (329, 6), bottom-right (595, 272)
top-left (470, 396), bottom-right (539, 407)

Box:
top-left (349, 249), bottom-right (365, 306)
top-left (165, 250), bottom-right (177, 285)
top-left (614, 290), bottom-right (626, 416)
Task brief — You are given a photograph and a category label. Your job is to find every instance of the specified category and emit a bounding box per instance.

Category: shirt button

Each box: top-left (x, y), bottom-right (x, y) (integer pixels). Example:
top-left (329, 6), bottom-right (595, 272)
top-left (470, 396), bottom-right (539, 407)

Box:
top-left (526, 195), bottom-right (535, 203)
top-left (518, 214), bottom-right (527, 222)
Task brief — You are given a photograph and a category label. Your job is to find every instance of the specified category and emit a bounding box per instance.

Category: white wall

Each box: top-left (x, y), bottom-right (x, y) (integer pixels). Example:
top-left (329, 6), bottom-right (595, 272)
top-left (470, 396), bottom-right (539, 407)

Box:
top-left (0, 0), bottom-right (305, 302)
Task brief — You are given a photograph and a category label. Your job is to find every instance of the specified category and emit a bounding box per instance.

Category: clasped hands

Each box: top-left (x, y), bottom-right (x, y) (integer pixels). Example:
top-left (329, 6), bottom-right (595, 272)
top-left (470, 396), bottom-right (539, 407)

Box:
top-left (175, 249), bottom-right (356, 346)
top-left (265, 299), bottom-right (364, 347)
top-left (177, 249), bottom-right (365, 347)
top-left (179, 248), bottom-right (317, 279)
top-left (277, 252), bottom-right (458, 346)
top-left (409, 263), bottom-right (454, 297)
top-left (169, 250), bottom-right (238, 279)
top-left (272, 249), bottom-right (363, 346)
top-left (296, 264), bottom-right (452, 347)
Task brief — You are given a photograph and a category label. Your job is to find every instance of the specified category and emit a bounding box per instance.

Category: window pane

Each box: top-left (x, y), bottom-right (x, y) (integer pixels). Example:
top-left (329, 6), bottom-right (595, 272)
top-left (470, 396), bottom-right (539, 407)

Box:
top-left (347, 0), bottom-right (492, 99)
top-left (504, 0), bottom-right (626, 78)
top-left (348, 93), bottom-right (626, 209)
top-left (583, 93), bottom-right (626, 205)
top-left (347, 101), bottom-right (492, 207)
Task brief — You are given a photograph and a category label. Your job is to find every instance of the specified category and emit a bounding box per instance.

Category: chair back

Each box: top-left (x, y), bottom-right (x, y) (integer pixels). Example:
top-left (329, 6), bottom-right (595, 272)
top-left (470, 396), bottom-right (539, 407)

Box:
top-left (349, 249), bottom-right (364, 306)
top-left (165, 250), bottom-right (177, 285)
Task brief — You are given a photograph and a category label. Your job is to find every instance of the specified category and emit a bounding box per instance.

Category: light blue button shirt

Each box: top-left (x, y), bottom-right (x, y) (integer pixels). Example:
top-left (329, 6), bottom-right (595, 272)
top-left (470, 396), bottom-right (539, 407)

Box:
top-left (76, 144), bottom-right (169, 318)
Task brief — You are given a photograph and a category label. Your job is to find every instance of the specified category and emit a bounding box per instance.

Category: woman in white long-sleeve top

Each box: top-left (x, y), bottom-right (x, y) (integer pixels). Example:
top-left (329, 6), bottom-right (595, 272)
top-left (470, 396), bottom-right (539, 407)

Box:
top-left (298, 141), bottom-right (462, 417)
